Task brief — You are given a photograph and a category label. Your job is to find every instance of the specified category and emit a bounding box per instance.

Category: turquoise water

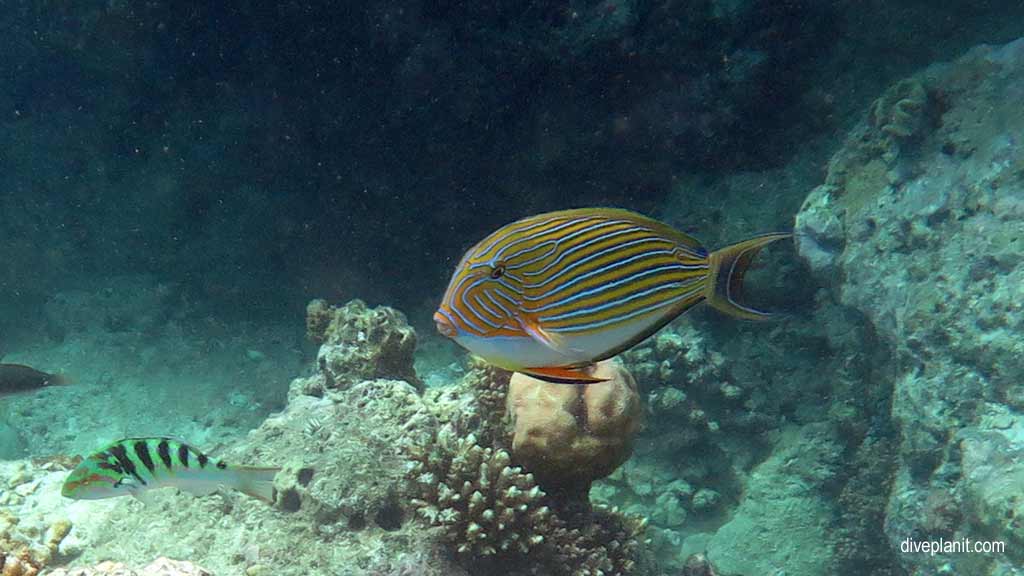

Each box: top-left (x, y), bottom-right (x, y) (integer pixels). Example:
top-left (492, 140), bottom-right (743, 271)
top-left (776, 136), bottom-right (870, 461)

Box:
top-left (2, 3), bottom-right (1024, 575)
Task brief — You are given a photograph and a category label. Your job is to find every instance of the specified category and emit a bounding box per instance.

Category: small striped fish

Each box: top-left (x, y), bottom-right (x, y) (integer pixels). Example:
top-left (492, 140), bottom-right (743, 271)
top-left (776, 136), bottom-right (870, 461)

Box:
top-left (61, 437), bottom-right (280, 503)
top-left (434, 208), bottom-right (790, 384)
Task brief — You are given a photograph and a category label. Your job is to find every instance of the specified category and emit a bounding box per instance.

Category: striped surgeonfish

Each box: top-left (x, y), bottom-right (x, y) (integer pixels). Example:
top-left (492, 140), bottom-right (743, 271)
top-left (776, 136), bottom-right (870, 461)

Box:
top-left (62, 437), bottom-right (280, 503)
top-left (434, 208), bottom-right (790, 384)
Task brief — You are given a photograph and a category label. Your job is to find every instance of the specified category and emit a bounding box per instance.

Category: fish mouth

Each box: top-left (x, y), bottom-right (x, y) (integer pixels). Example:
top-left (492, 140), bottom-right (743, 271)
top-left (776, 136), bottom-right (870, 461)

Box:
top-left (433, 309), bottom-right (458, 339)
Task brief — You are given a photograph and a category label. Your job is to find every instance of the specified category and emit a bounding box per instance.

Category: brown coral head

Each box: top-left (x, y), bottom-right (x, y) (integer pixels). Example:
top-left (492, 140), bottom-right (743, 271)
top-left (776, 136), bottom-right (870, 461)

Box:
top-left (506, 360), bottom-right (643, 498)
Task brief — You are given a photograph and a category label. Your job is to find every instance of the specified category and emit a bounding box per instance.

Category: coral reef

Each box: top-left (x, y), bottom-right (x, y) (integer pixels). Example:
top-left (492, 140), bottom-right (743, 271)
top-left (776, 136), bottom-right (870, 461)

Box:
top-left (0, 298), bottom-right (656, 575)
top-left (304, 299), bottom-right (421, 393)
top-left (679, 553), bottom-right (721, 576)
top-left (506, 360), bottom-right (643, 499)
top-left (0, 552), bottom-right (40, 576)
top-left (587, 258), bottom-right (894, 571)
top-left (796, 36), bottom-right (1024, 575)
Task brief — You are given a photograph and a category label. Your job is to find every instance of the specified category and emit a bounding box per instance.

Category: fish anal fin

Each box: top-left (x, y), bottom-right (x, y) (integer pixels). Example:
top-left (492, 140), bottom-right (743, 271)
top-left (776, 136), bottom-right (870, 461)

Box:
top-left (521, 366), bottom-right (608, 385)
top-left (179, 483), bottom-right (220, 498)
top-left (129, 486), bottom-right (158, 506)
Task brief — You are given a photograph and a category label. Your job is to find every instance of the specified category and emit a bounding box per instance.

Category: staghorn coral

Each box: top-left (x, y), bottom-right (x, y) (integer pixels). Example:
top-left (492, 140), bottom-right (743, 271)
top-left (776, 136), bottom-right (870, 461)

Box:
top-left (506, 360), bottom-right (643, 499)
top-left (407, 423), bottom-right (649, 575)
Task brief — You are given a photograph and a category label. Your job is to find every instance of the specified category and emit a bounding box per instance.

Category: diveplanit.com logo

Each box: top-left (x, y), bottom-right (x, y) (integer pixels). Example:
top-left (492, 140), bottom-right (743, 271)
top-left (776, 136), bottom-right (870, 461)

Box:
top-left (901, 537), bottom-right (1006, 556)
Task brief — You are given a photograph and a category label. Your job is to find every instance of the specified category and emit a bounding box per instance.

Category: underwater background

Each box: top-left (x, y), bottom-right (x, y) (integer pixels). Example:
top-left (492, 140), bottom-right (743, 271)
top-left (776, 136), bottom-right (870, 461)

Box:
top-left (2, 1), bottom-right (1024, 575)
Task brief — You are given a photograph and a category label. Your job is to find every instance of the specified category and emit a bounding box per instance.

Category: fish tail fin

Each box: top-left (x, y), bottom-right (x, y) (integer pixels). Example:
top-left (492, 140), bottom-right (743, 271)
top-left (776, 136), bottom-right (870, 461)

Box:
top-left (232, 466), bottom-right (281, 503)
top-left (49, 373), bottom-right (74, 386)
top-left (706, 232), bottom-right (791, 320)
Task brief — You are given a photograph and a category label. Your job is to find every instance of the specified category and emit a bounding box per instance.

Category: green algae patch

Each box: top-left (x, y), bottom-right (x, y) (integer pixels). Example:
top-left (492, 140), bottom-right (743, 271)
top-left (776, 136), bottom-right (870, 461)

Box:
top-left (836, 157), bottom-right (889, 217)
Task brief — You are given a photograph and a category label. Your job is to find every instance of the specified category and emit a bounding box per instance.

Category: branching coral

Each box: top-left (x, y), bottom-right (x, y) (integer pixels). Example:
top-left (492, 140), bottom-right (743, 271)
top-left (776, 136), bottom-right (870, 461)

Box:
top-left (459, 358), bottom-right (512, 448)
top-left (408, 424), bottom-right (553, 557)
top-left (545, 505), bottom-right (648, 576)
top-left (407, 423), bottom-right (649, 575)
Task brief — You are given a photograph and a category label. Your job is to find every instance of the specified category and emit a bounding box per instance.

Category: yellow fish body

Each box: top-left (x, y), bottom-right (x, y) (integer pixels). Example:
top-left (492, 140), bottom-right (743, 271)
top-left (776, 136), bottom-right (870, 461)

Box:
top-left (434, 208), bottom-right (789, 384)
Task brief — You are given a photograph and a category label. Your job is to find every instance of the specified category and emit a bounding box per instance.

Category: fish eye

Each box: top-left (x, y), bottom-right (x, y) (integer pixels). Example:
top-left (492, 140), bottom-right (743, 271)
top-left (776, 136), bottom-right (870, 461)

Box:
top-left (490, 264), bottom-right (506, 279)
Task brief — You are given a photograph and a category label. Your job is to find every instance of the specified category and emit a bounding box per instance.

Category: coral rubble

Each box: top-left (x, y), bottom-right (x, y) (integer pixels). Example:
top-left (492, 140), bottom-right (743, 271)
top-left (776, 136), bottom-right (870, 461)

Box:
top-left (48, 558), bottom-right (211, 576)
top-left (304, 299), bottom-right (421, 392)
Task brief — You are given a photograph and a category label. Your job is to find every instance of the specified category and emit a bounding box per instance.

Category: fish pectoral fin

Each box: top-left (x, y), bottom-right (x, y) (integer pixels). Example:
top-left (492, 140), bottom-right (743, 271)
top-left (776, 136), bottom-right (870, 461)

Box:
top-left (521, 366), bottom-right (608, 385)
top-left (515, 313), bottom-right (582, 357)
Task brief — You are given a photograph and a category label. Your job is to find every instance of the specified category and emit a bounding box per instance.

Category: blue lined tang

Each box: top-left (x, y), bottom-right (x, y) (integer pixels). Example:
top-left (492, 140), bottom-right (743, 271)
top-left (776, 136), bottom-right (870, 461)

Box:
top-left (434, 207), bottom-right (790, 384)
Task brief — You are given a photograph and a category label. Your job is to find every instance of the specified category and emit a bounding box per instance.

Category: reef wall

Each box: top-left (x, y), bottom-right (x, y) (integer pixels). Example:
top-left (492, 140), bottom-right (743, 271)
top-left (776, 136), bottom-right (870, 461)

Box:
top-left (797, 37), bottom-right (1024, 575)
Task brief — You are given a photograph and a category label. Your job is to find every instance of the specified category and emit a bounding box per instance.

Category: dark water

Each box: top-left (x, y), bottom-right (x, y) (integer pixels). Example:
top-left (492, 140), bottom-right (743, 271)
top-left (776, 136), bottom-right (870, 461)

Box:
top-left (2, 2), bottom-right (1024, 575)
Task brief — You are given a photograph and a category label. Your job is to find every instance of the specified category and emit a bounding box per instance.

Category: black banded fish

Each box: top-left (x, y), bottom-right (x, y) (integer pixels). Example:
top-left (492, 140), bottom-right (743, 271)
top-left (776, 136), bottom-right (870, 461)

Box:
top-left (61, 437), bottom-right (280, 503)
top-left (434, 208), bottom-right (790, 384)
top-left (0, 363), bottom-right (71, 394)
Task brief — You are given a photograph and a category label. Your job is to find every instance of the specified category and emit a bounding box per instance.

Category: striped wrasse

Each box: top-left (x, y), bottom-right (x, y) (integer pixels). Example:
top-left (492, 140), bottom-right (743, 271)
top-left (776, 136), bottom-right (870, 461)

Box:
top-left (61, 437), bottom-right (280, 503)
top-left (434, 207), bottom-right (790, 384)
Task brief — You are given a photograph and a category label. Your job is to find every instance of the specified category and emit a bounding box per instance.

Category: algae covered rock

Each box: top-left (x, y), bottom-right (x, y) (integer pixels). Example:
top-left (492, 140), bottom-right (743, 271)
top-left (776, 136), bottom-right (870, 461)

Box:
top-left (959, 429), bottom-right (1024, 564)
top-left (506, 360), bottom-right (643, 499)
top-left (705, 423), bottom-right (842, 576)
top-left (304, 299), bottom-right (421, 392)
top-left (796, 36), bottom-right (1024, 575)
